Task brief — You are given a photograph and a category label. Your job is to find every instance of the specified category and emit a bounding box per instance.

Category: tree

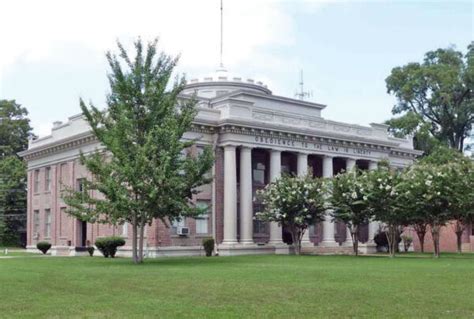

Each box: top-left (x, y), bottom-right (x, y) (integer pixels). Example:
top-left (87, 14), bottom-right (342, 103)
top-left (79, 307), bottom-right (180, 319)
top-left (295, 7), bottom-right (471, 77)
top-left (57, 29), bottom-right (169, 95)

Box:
top-left (367, 163), bottom-right (405, 257)
top-left (386, 43), bottom-right (474, 152)
top-left (448, 159), bottom-right (474, 253)
top-left (385, 112), bottom-right (440, 154)
top-left (329, 169), bottom-right (372, 256)
top-left (402, 163), bottom-right (453, 258)
top-left (62, 38), bottom-right (214, 264)
top-left (0, 100), bottom-right (33, 246)
top-left (0, 100), bottom-right (33, 159)
top-left (420, 147), bottom-right (474, 253)
top-left (256, 174), bottom-right (326, 255)
top-left (0, 156), bottom-right (27, 245)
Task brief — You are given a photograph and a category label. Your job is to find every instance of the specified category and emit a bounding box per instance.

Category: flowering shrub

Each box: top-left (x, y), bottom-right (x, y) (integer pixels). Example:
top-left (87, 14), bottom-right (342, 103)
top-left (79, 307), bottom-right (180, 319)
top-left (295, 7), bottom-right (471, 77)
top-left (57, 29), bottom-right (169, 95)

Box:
top-left (256, 174), bottom-right (326, 254)
top-left (329, 169), bottom-right (372, 255)
top-left (366, 164), bottom-right (404, 257)
top-left (400, 155), bottom-right (474, 257)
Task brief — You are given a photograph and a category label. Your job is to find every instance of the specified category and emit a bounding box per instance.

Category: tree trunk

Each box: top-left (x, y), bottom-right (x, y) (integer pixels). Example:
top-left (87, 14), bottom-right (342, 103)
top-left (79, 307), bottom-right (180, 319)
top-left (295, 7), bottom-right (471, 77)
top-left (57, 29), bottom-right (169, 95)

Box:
top-left (454, 221), bottom-right (464, 254)
top-left (431, 225), bottom-right (440, 258)
top-left (387, 224), bottom-right (397, 258)
top-left (414, 223), bottom-right (427, 253)
top-left (352, 228), bottom-right (359, 256)
top-left (138, 216), bottom-right (145, 263)
top-left (351, 225), bottom-right (359, 256)
top-left (131, 213), bottom-right (138, 264)
top-left (291, 226), bottom-right (301, 255)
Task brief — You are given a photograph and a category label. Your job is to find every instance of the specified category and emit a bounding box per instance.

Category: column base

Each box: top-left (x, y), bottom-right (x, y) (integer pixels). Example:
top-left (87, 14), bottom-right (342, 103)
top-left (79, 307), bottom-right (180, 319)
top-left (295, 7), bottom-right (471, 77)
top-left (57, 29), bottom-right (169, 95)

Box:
top-left (221, 240), bottom-right (239, 246)
top-left (301, 241), bottom-right (313, 247)
top-left (272, 243), bottom-right (290, 255)
top-left (359, 242), bottom-right (377, 254)
top-left (342, 241), bottom-right (353, 247)
top-left (218, 243), bottom-right (275, 256)
top-left (320, 240), bottom-right (339, 247)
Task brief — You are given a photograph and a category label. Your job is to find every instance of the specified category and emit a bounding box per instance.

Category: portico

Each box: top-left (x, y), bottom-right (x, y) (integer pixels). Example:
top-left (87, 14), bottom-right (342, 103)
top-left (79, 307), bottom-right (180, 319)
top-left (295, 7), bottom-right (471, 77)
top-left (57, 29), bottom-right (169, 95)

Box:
top-left (219, 141), bottom-right (385, 254)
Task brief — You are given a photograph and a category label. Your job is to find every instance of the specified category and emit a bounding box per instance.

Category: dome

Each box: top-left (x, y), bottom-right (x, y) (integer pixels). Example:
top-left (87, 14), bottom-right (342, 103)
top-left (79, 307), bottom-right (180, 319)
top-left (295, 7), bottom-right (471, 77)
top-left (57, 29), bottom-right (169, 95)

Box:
top-left (182, 68), bottom-right (272, 99)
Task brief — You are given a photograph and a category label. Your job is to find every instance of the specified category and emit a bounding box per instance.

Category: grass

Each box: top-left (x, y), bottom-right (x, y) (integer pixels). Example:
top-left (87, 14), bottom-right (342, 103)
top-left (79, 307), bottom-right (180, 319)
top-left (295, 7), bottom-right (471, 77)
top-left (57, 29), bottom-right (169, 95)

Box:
top-left (0, 254), bottom-right (473, 318)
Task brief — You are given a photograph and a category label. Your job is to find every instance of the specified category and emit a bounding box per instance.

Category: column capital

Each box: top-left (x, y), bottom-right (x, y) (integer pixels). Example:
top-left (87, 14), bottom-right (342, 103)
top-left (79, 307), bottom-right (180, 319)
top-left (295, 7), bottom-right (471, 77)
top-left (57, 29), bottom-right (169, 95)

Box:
top-left (270, 149), bottom-right (282, 155)
top-left (239, 145), bottom-right (253, 152)
top-left (223, 144), bottom-right (237, 151)
top-left (297, 151), bottom-right (311, 156)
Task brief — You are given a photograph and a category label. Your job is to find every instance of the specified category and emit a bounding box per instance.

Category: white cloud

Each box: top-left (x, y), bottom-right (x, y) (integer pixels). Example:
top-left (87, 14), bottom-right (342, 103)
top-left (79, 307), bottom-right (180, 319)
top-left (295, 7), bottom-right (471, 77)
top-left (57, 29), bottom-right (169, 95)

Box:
top-left (0, 0), bottom-right (299, 74)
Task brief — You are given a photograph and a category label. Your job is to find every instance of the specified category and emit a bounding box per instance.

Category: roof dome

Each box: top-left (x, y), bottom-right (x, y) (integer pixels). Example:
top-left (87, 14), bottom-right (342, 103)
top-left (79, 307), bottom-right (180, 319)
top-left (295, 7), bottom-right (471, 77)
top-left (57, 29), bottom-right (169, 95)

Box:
top-left (183, 68), bottom-right (271, 98)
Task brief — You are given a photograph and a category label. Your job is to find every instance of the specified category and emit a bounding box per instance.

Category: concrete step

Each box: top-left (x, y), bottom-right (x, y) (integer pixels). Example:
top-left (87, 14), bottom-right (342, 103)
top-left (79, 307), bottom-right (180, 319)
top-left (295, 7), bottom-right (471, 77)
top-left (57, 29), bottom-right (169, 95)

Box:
top-left (301, 245), bottom-right (355, 255)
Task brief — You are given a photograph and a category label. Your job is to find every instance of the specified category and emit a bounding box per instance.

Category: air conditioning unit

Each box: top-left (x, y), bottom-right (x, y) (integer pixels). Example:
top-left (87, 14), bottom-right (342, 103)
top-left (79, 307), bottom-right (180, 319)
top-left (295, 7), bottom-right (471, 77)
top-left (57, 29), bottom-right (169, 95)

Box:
top-left (177, 227), bottom-right (189, 236)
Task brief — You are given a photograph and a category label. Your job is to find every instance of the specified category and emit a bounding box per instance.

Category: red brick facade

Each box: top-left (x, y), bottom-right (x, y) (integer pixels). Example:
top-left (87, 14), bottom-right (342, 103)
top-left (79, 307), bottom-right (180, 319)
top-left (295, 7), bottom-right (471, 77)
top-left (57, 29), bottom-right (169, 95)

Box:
top-left (407, 223), bottom-right (474, 253)
top-left (27, 145), bottom-right (214, 254)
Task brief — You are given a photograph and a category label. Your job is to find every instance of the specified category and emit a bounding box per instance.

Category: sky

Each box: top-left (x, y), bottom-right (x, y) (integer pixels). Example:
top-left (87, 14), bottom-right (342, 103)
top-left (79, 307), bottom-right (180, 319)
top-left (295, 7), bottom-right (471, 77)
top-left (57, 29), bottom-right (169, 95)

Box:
top-left (0, 0), bottom-right (472, 137)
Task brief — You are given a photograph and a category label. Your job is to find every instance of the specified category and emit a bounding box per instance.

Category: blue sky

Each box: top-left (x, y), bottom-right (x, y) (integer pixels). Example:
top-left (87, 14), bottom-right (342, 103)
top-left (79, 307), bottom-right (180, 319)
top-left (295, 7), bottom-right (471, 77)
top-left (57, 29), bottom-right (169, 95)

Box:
top-left (0, 0), bottom-right (472, 137)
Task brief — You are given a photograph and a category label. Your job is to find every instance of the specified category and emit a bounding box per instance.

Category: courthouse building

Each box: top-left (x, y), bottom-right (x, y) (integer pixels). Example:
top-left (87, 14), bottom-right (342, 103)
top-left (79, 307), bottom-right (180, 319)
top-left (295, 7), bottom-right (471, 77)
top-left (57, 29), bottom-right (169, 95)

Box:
top-left (20, 69), bottom-right (424, 256)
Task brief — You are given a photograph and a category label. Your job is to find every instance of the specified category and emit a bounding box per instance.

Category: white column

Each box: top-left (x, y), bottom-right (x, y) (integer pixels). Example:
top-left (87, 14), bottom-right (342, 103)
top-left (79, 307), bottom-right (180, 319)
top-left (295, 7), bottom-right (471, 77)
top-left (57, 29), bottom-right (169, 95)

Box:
top-left (368, 222), bottom-right (378, 244)
top-left (368, 160), bottom-right (378, 170)
top-left (346, 158), bottom-right (357, 172)
top-left (321, 155), bottom-right (337, 246)
top-left (368, 160), bottom-right (378, 244)
top-left (343, 225), bottom-right (353, 246)
top-left (239, 147), bottom-right (253, 245)
top-left (223, 145), bottom-right (238, 245)
top-left (297, 153), bottom-right (312, 246)
top-left (268, 150), bottom-right (283, 245)
top-left (297, 153), bottom-right (309, 176)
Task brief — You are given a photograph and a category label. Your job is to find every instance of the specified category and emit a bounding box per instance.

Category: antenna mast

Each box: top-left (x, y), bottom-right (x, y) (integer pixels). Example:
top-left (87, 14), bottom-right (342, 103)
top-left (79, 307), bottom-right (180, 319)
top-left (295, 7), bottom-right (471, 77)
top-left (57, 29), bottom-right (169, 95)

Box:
top-left (295, 70), bottom-right (312, 100)
top-left (219, 0), bottom-right (224, 69)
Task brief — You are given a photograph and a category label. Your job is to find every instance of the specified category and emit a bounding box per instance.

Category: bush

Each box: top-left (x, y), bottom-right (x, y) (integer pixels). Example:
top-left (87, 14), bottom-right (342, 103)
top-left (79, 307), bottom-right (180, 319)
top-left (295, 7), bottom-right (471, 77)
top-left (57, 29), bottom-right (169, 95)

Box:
top-left (36, 241), bottom-right (51, 254)
top-left (95, 236), bottom-right (125, 258)
top-left (374, 231), bottom-right (402, 252)
top-left (202, 237), bottom-right (214, 257)
top-left (87, 246), bottom-right (95, 257)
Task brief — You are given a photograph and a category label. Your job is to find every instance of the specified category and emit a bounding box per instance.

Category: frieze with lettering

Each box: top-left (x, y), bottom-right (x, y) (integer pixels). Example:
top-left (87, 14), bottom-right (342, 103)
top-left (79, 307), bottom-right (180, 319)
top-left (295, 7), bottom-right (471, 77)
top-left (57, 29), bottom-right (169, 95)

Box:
top-left (254, 136), bottom-right (372, 155)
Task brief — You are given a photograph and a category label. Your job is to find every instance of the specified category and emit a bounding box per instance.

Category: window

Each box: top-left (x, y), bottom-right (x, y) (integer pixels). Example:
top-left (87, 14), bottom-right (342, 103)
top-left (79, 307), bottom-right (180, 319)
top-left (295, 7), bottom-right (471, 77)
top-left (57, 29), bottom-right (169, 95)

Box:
top-left (122, 222), bottom-right (128, 237)
top-left (171, 217), bottom-right (185, 234)
top-left (253, 203), bottom-right (268, 234)
top-left (76, 178), bottom-right (86, 192)
top-left (195, 201), bottom-right (210, 234)
top-left (44, 209), bottom-right (51, 238)
top-left (76, 178), bottom-right (87, 201)
top-left (33, 210), bottom-right (40, 236)
top-left (45, 167), bottom-right (52, 192)
top-left (33, 170), bottom-right (40, 193)
top-left (253, 163), bottom-right (266, 185)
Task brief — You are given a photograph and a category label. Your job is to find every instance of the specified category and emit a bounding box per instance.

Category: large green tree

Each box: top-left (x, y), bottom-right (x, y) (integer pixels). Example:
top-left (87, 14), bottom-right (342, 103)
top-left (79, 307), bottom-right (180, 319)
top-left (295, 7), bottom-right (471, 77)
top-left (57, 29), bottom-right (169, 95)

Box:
top-left (0, 100), bottom-right (33, 158)
top-left (63, 38), bottom-right (214, 264)
top-left (386, 43), bottom-right (474, 153)
top-left (0, 100), bottom-right (33, 246)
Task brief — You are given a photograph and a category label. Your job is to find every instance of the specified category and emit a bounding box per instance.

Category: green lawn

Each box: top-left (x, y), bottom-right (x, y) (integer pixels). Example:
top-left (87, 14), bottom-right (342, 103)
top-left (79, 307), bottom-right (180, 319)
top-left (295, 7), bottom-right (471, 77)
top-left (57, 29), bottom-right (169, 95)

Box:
top-left (0, 254), bottom-right (473, 318)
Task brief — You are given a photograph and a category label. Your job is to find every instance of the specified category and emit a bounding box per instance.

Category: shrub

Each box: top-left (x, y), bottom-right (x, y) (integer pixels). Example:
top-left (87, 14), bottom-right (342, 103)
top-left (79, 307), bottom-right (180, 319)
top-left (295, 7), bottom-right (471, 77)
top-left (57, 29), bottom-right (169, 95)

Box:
top-left (202, 237), bottom-right (214, 257)
top-left (95, 236), bottom-right (125, 258)
top-left (401, 235), bottom-right (413, 252)
top-left (36, 241), bottom-right (51, 254)
top-left (374, 231), bottom-right (402, 252)
top-left (87, 246), bottom-right (95, 257)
